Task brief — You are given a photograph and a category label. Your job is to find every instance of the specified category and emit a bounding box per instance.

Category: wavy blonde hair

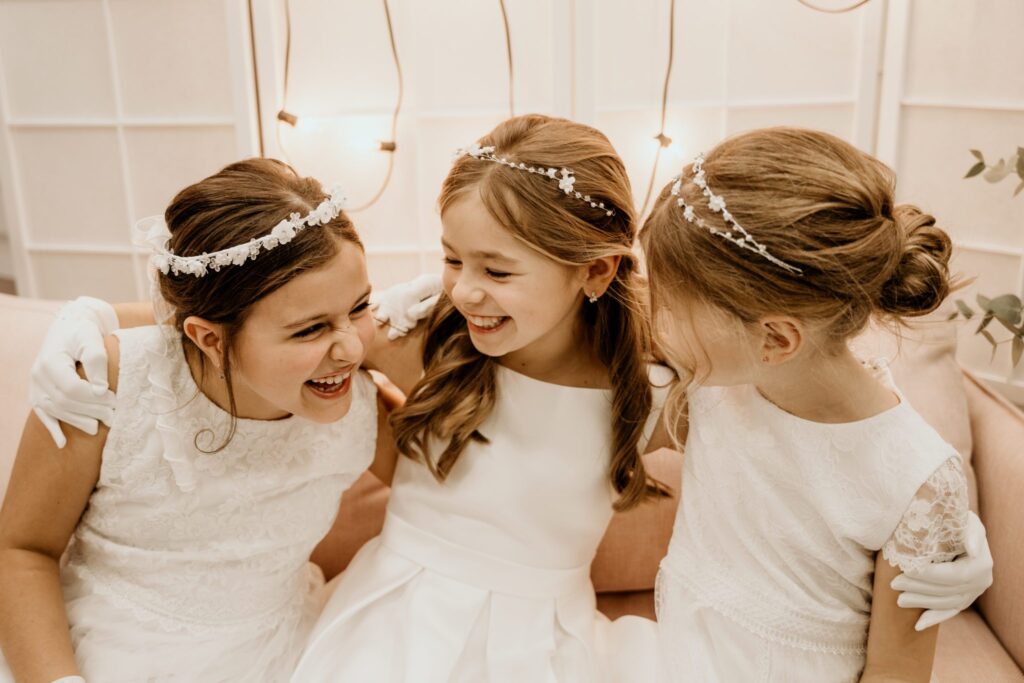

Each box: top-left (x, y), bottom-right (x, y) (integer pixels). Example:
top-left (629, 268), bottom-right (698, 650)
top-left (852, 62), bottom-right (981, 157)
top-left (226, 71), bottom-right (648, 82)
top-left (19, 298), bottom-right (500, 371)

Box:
top-left (640, 127), bottom-right (957, 444)
top-left (391, 114), bottom-right (668, 511)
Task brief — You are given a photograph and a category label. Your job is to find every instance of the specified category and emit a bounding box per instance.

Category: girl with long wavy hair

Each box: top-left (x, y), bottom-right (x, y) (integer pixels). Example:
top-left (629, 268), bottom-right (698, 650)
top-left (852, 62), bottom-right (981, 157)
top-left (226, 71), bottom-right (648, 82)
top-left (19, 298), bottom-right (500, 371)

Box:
top-left (291, 114), bottom-right (675, 681)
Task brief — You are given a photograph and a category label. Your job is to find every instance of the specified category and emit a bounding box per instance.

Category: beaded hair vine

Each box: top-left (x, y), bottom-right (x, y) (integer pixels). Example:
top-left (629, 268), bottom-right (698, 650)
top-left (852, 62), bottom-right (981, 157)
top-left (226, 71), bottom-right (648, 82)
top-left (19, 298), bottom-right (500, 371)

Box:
top-left (671, 154), bottom-right (803, 275)
top-left (148, 186), bottom-right (347, 278)
top-left (455, 142), bottom-right (615, 217)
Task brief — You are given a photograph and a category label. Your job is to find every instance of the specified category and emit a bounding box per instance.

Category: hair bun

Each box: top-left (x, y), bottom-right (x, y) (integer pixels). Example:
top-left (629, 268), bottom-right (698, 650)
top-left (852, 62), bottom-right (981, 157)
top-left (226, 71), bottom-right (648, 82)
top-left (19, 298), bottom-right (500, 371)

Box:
top-left (876, 204), bottom-right (953, 317)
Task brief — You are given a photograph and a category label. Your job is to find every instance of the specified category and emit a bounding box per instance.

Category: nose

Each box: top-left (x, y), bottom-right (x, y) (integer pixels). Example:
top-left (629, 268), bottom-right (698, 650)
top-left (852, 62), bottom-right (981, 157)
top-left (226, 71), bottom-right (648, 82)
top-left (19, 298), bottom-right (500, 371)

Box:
top-left (329, 322), bottom-right (364, 363)
top-left (450, 271), bottom-right (486, 308)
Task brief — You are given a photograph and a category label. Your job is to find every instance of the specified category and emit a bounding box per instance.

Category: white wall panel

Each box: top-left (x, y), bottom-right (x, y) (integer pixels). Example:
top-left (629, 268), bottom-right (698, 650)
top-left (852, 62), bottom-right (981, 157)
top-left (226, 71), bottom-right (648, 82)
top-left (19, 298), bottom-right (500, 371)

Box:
top-left (11, 127), bottom-right (129, 244)
top-left (0, 0), bottom-right (116, 120)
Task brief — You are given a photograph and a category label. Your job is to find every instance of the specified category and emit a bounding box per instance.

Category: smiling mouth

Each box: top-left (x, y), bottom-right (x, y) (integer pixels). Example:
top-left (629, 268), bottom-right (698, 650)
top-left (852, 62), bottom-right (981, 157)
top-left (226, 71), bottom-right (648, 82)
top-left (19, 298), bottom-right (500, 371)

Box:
top-left (305, 369), bottom-right (353, 398)
top-left (465, 314), bottom-right (509, 334)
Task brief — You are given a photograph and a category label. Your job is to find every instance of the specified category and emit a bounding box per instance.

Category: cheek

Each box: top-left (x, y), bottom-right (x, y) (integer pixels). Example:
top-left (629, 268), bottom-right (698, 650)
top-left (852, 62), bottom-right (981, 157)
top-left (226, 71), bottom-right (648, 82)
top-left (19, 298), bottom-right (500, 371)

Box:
top-left (355, 316), bottom-right (375, 357)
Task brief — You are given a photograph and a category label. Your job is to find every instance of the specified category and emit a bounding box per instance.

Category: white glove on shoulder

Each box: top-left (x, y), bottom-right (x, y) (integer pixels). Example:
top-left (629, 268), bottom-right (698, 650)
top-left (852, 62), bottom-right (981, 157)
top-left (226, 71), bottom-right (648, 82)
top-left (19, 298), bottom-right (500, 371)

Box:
top-left (891, 510), bottom-right (994, 631)
top-left (30, 296), bottom-right (119, 448)
top-left (370, 273), bottom-right (443, 341)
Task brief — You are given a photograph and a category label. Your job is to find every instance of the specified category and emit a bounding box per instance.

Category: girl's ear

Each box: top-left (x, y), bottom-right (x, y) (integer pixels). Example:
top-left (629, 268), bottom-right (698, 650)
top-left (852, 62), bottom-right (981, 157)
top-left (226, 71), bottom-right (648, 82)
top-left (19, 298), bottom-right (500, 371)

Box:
top-left (582, 255), bottom-right (622, 299)
top-left (758, 316), bottom-right (803, 365)
top-left (183, 316), bottom-right (227, 368)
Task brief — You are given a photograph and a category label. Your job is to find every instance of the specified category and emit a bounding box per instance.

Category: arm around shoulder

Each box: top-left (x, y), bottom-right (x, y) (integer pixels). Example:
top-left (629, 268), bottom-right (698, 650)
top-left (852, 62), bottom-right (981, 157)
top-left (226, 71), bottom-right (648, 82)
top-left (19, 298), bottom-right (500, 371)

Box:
top-left (0, 335), bottom-right (119, 681)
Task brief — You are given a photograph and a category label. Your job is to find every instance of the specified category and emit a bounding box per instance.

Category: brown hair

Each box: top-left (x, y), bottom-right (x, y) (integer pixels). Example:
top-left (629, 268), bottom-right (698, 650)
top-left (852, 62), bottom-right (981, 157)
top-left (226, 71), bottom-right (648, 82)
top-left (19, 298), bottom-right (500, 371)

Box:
top-left (159, 157), bottom-right (363, 449)
top-left (390, 114), bottom-right (668, 511)
top-left (640, 127), bottom-right (956, 436)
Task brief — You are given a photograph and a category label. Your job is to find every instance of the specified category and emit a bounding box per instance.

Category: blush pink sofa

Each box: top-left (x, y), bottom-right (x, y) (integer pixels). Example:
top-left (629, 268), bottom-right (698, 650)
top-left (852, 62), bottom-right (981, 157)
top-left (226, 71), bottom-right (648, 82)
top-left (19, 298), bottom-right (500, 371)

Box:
top-left (0, 293), bottom-right (1021, 681)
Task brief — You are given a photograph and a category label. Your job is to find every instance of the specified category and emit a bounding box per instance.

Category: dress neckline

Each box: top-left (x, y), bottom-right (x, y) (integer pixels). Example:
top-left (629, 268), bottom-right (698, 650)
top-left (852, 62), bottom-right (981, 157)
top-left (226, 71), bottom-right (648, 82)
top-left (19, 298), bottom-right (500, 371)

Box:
top-left (496, 362), bottom-right (613, 394)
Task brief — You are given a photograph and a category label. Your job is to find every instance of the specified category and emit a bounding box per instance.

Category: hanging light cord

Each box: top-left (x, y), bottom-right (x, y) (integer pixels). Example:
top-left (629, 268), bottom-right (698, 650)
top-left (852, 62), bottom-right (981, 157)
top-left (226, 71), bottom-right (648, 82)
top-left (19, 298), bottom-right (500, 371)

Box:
top-left (274, 0), bottom-right (295, 164)
top-left (498, 0), bottom-right (515, 117)
top-left (351, 0), bottom-right (404, 212)
top-left (639, 0), bottom-right (676, 218)
top-left (796, 0), bottom-right (873, 13)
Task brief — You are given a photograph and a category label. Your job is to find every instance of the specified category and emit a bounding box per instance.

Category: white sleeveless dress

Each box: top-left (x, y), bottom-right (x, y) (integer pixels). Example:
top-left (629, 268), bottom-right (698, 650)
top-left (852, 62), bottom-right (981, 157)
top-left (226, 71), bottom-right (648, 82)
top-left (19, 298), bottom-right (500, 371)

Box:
top-left (656, 365), bottom-right (969, 682)
top-left (291, 363), bottom-right (673, 683)
top-left (0, 326), bottom-right (377, 683)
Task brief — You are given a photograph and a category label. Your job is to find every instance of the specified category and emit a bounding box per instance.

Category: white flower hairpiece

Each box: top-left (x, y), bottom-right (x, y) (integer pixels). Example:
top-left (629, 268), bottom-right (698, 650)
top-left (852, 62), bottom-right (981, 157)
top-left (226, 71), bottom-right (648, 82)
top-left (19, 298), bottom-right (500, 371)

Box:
top-left (671, 155), bottom-right (803, 275)
top-left (455, 143), bottom-right (615, 216)
top-left (148, 186), bottom-right (348, 278)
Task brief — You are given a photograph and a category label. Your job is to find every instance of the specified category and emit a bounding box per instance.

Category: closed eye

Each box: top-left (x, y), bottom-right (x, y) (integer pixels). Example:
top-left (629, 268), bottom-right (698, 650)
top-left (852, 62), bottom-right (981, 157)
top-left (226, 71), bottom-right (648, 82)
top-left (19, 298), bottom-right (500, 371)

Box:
top-left (443, 257), bottom-right (462, 268)
top-left (487, 269), bottom-right (513, 280)
top-left (294, 322), bottom-right (326, 338)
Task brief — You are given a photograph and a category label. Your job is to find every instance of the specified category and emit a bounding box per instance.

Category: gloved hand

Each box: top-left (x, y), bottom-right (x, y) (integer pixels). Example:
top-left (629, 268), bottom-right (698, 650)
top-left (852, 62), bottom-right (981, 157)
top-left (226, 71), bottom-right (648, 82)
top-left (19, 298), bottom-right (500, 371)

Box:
top-left (51, 677), bottom-right (87, 683)
top-left (370, 273), bottom-right (443, 341)
top-left (30, 296), bottom-right (118, 448)
top-left (891, 510), bottom-right (994, 631)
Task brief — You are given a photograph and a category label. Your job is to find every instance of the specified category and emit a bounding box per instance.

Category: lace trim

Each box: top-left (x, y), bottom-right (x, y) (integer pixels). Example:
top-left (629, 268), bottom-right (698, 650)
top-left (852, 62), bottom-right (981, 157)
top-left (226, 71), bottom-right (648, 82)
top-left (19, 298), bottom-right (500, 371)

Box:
top-left (881, 455), bottom-right (968, 573)
top-left (142, 327), bottom-right (198, 492)
top-left (658, 559), bottom-right (868, 656)
top-left (67, 558), bottom-right (319, 637)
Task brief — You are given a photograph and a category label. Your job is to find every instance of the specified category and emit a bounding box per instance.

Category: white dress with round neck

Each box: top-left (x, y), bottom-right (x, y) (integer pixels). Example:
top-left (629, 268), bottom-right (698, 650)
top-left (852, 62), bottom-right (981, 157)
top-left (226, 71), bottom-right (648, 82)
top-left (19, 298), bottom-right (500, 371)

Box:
top-left (0, 325), bottom-right (377, 683)
top-left (291, 363), bottom-right (673, 683)
top-left (656, 364), bottom-right (968, 682)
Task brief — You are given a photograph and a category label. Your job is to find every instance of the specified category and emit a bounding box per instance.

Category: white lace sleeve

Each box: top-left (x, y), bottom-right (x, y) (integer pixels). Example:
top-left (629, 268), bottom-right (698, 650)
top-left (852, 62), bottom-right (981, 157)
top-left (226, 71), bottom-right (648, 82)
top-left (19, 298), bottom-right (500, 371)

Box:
top-left (882, 455), bottom-right (969, 573)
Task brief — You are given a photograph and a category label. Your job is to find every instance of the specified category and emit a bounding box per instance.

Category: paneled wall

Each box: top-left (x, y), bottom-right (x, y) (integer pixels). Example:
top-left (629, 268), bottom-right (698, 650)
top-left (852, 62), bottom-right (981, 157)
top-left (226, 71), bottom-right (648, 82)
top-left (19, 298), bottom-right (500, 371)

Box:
top-left (0, 0), bottom-right (257, 299)
top-left (877, 0), bottom-right (1024, 400)
top-left (1, 0), bottom-right (1021, 397)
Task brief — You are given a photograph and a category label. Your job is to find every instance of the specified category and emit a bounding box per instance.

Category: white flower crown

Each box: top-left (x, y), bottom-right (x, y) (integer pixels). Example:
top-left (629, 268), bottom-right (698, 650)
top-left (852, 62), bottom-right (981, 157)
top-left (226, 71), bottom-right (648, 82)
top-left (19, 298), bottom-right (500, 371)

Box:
top-left (671, 154), bottom-right (803, 275)
top-left (455, 143), bottom-right (615, 216)
top-left (147, 186), bottom-right (347, 278)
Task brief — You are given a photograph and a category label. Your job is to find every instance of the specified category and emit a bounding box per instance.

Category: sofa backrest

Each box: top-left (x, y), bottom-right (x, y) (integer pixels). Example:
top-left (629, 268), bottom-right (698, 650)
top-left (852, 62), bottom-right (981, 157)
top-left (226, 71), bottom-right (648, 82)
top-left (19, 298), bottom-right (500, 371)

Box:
top-left (0, 294), bottom-right (61, 496)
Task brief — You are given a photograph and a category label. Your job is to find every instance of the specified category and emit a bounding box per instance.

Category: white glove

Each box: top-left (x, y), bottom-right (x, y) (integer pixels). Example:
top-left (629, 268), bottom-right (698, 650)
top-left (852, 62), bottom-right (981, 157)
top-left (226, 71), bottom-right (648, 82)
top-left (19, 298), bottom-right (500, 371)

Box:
top-left (30, 296), bottom-right (119, 448)
top-left (51, 677), bottom-right (86, 683)
top-left (891, 510), bottom-right (994, 631)
top-left (370, 273), bottom-right (443, 341)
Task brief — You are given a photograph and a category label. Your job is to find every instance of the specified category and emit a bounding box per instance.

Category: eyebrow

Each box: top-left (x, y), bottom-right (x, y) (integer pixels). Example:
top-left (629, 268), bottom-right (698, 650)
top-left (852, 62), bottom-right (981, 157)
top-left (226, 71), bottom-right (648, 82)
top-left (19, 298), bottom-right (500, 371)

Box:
top-left (441, 239), bottom-right (520, 264)
top-left (284, 285), bottom-right (373, 328)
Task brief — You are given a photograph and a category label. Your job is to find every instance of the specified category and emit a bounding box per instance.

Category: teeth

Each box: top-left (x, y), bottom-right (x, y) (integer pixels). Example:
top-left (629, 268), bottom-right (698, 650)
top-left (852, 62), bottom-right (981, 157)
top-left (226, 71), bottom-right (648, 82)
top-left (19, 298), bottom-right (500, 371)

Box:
top-left (310, 371), bottom-right (351, 386)
top-left (468, 315), bottom-right (505, 329)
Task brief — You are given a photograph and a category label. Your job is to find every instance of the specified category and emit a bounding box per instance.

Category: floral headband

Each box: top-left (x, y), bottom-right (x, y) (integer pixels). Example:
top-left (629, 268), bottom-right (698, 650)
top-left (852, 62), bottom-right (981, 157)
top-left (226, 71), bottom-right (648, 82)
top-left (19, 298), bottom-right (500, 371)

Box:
top-left (671, 154), bottom-right (803, 275)
top-left (455, 143), bottom-right (615, 217)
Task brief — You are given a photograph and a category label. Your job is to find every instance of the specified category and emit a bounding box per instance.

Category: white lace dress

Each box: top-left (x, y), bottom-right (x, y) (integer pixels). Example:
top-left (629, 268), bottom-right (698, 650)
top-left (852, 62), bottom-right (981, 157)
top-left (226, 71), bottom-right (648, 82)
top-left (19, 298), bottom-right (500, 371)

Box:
top-left (0, 326), bottom-right (377, 683)
top-left (656, 366), bottom-right (969, 682)
top-left (291, 364), bottom-right (672, 683)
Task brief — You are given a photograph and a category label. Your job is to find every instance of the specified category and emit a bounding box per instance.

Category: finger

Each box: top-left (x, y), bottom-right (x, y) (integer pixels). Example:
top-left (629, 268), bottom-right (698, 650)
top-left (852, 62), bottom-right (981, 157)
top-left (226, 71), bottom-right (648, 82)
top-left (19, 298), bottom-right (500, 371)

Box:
top-left (39, 366), bottom-right (114, 405)
top-left (50, 395), bottom-right (116, 423)
top-left (895, 560), bottom-right (973, 587)
top-left (408, 295), bottom-right (440, 320)
top-left (964, 512), bottom-right (988, 557)
top-left (386, 326), bottom-right (406, 341)
top-left (33, 408), bottom-right (67, 448)
top-left (79, 344), bottom-right (110, 390)
top-left (59, 412), bottom-right (101, 436)
top-left (915, 608), bottom-right (958, 632)
top-left (897, 591), bottom-right (967, 611)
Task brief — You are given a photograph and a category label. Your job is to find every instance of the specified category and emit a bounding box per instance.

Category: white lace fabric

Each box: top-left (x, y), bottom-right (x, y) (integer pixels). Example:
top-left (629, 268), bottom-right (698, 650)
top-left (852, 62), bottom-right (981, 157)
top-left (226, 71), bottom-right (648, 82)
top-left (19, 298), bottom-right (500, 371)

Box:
top-left (882, 455), bottom-right (968, 572)
top-left (656, 367), bottom-right (970, 682)
top-left (52, 325), bottom-right (377, 681)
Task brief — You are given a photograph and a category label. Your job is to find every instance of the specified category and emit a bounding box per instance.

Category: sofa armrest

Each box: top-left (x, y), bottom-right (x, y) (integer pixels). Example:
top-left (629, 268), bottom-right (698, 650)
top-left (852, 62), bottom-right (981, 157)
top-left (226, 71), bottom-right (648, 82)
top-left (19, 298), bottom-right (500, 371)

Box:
top-left (964, 371), bottom-right (1024, 670)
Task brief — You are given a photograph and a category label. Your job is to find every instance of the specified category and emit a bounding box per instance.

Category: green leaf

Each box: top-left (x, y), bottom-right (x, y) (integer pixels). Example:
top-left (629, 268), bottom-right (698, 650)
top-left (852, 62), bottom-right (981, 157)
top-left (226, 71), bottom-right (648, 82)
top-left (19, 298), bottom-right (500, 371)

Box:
top-left (989, 293), bottom-right (1023, 326)
top-left (1014, 335), bottom-right (1024, 368)
top-left (946, 311), bottom-right (959, 321)
top-left (955, 299), bottom-right (975, 319)
top-left (977, 312), bottom-right (994, 333)
top-left (977, 293), bottom-right (992, 309)
top-left (1017, 151), bottom-right (1024, 179)
top-left (981, 329), bottom-right (997, 361)
top-left (971, 149), bottom-right (985, 161)
top-left (965, 161), bottom-right (986, 179)
top-left (1015, 180), bottom-right (1024, 198)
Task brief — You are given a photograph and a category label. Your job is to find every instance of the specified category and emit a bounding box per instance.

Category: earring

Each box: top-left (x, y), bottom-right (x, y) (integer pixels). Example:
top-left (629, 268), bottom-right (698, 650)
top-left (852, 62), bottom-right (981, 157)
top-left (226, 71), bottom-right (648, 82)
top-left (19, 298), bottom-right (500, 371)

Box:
top-left (587, 292), bottom-right (599, 304)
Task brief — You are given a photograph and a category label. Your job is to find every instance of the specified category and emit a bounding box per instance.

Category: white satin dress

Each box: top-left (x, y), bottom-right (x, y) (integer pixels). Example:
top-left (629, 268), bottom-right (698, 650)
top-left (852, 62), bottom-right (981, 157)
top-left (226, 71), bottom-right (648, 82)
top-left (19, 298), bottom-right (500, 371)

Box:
top-left (291, 363), bottom-right (672, 683)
